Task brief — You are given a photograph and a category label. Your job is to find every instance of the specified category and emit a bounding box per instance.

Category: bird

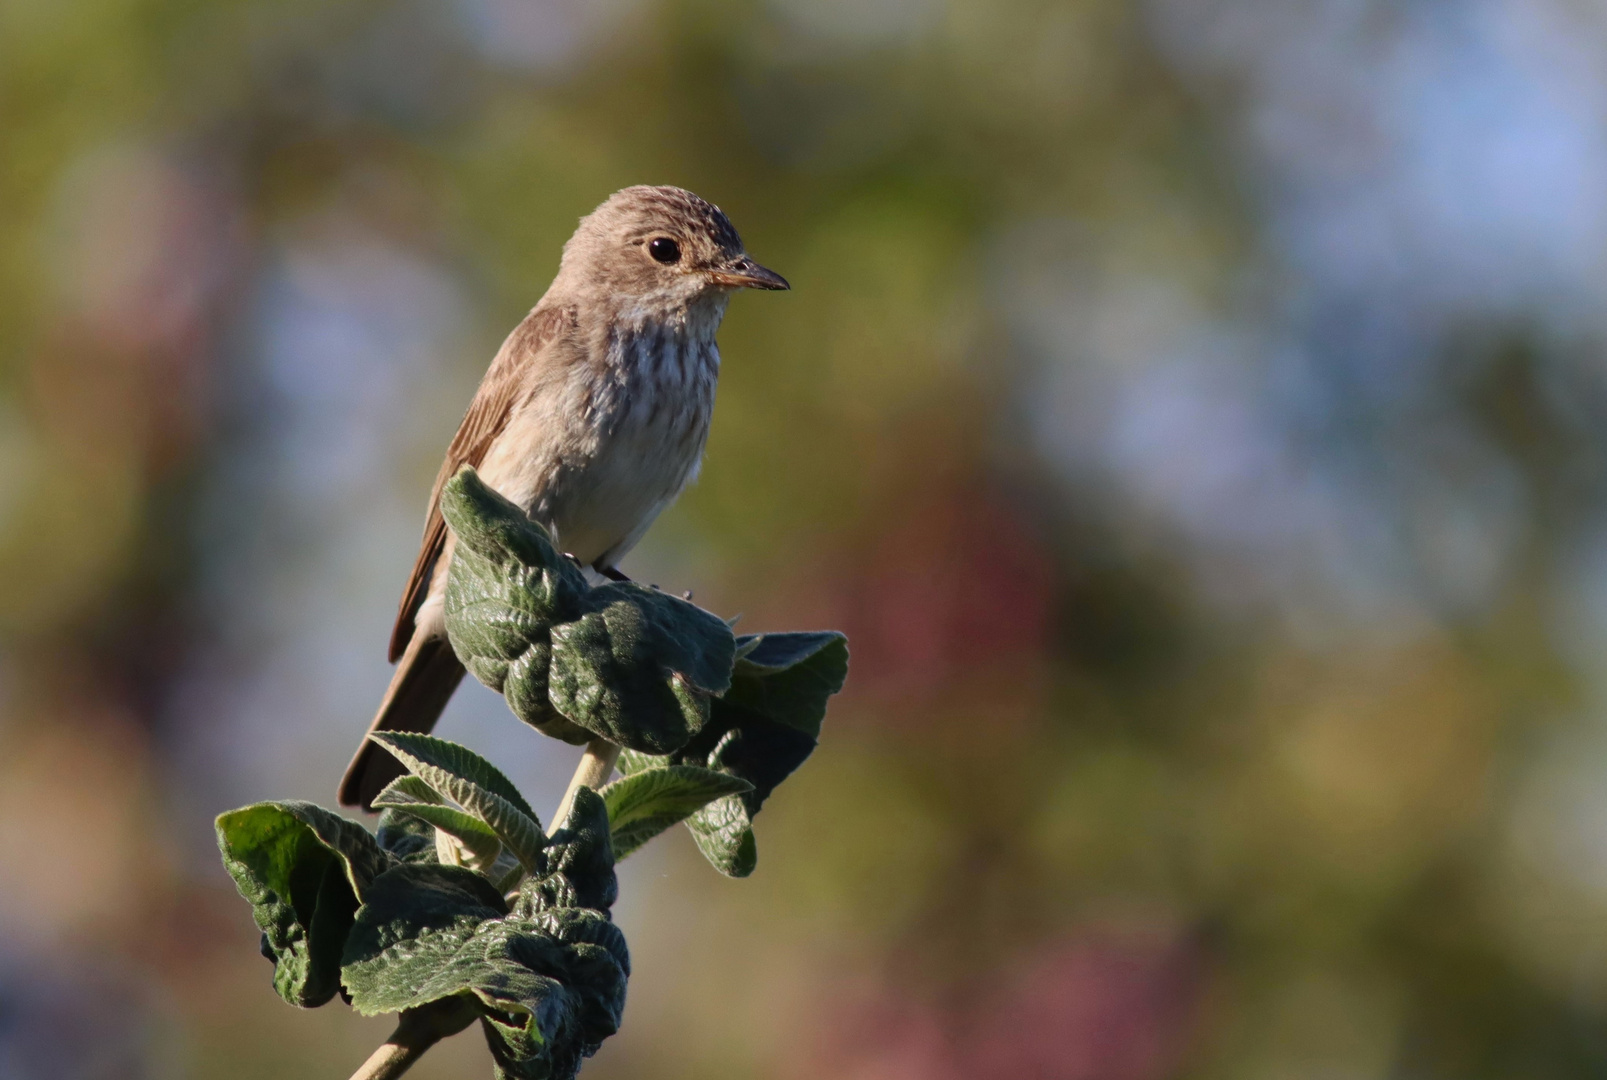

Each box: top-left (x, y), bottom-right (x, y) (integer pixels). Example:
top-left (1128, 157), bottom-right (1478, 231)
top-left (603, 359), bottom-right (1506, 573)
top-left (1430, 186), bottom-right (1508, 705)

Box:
top-left (338, 185), bottom-right (788, 810)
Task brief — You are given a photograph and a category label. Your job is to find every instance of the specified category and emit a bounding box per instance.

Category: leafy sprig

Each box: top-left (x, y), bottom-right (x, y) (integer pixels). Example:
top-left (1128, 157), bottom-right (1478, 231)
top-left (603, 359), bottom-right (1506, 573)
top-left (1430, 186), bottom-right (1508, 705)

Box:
top-left (216, 466), bottom-right (849, 1079)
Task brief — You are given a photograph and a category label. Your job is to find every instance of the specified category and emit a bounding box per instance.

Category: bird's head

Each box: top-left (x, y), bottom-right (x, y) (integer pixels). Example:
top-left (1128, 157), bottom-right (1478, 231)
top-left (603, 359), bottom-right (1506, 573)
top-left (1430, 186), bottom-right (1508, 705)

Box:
top-left (556, 185), bottom-right (788, 318)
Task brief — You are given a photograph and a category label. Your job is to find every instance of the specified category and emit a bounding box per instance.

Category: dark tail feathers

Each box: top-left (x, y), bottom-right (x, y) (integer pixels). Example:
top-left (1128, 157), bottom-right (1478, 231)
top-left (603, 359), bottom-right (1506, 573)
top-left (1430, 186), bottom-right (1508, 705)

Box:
top-left (338, 631), bottom-right (466, 810)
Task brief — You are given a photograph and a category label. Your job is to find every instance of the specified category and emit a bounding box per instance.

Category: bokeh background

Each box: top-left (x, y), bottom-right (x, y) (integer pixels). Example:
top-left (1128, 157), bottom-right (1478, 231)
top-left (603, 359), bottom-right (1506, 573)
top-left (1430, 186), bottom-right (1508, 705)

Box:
top-left (6, 0), bottom-right (1607, 1076)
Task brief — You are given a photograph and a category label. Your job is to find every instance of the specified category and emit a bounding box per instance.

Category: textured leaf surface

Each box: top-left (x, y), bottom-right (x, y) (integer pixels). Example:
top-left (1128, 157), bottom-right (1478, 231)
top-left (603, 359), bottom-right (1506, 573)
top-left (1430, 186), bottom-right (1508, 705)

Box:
top-left (216, 801), bottom-right (389, 1007)
top-left (600, 766), bottom-right (753, 860)
top-left (674, 716), bottom-right (821, 877)
top-left (375, 808), bottom-right (439, 864)
top-left (686, 793), bottom-right (760, 878)
top-left (440, 467), bottom-right (589, 596)
top-left (369, 733), bottom-right (547, 872)
top-left (592, 585), bottom-right (735, 695)
top-left (441, 470), bottom-right (595, 745)
top-left (373, 774), bottom-right (447, 808)
top-left (440, 465), bottom-right (740, 755)
top-left (341, 821), bottom-right (628, 1080)
top-left (367, 732), bottom-right (539, 819)
top-left (724, 632), bottom-right (849, 738)
top-left (342, 862), bottom-right (511, 1013)
top-left (547, 589), bottom-right (734, 753)
top-left (618, 631), bottom-right (848, 877)
top-left (373, 776), bottom-right (504, 867)
top-left (520, 788), bottom-right (617, 914)
top-left (480, 909), bottom-right (630, 1080)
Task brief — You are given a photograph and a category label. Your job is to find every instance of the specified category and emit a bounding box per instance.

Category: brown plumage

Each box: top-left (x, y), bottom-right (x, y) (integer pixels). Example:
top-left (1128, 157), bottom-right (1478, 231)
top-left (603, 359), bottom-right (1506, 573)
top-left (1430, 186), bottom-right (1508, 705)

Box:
top-left (338, 185), bottom-right (787, 809)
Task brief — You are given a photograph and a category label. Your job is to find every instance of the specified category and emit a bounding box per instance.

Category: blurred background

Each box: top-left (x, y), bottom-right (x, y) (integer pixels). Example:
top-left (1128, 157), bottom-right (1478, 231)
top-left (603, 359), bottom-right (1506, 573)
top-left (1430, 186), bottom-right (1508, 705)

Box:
top-left (5, 0), bottom-right (1607, 1076)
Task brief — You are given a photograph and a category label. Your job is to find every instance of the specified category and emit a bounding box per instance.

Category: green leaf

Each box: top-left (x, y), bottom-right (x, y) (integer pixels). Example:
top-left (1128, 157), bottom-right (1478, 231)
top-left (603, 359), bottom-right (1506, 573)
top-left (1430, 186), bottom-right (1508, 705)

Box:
top-left (368, 731), bottom-right (540, 818)
top-left (616, 743), bottom-right (783, 879)
top-left (376, 809), bottom-right (438, 864)
top-left (441, 470), bottom-right (595, 745)
top-left (373, 774), bottom-right (447, 807)
top-left (686, 794), bottom-right (759, 878)
top-left (614, 748), bottom-right (660, 776)
top-left (600, 766), bottom-right (754, 860)
top-left (216, 801), bottom-right (389, 1007)
top-left (482, 909), bottom-right (630, 1080)
top-left (637, 631), bottom-right (848, 878)
top-left (369, 733), bottom-right (547, 873)
top-left (439, 467), bottom-right (589, 600)
top-left (597, 584), bottom-right (736, 695)
top-left (489, 849), bottom-right (528, 894)
top-left (520, 788), bottom-right (617, 914)
top-left (724, 632), bottom-right (849, 738)
top-left (547, 588), bottom-right (735, 753)
top-left (678, 717), bottom-right (820, 878)
top-left (502, 639), bottom-right (594, 746)
top-left (341, 863), bottom-right (511, 1012)
top-left (440, 466), bottom-right (739, 755)
top-left (342, 861), bottom-right (627, 1080)
top-left (373, 776), bottom-right (504, 868)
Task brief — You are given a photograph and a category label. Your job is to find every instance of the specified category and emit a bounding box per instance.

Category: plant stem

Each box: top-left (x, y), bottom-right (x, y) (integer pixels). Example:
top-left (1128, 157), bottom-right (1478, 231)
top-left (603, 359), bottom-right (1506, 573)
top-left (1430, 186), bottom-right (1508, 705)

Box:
top-left (348, 1040), bottom-right (415, 1080)
top-left (550, 736), bottom-right (620, 835)
top-left (349, 742), bottom-right (619, 1076)
top-left (347, 997), bottom-right (477, 1080)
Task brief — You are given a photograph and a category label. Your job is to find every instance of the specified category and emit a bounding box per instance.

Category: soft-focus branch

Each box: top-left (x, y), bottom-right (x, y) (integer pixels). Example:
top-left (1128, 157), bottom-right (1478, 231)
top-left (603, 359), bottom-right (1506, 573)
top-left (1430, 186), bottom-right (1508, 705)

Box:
top-left (551, 736), bottom-right (620, 836)
top-left (347, 997), bottom-right (477, 1080)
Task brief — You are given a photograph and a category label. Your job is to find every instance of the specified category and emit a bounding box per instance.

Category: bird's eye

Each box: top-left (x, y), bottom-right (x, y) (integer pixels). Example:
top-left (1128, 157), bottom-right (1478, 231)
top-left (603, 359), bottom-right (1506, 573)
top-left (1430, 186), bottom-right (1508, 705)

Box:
top-left (648, 237), bottom-right (681, 264)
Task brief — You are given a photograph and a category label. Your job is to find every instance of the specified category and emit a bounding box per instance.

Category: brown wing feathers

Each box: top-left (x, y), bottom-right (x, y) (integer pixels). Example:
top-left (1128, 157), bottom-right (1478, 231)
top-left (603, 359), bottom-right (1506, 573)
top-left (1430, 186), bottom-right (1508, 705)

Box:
top-left (386, 307), bottom-right (565, 660)
top-left (339, 308), bottom-right (566, 810)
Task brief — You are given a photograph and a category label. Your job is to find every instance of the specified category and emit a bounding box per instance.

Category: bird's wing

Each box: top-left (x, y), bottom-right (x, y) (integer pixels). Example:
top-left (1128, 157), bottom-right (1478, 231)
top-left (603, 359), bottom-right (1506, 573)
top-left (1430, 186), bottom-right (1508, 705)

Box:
top-left (388, 305), bottom-right (570, 661)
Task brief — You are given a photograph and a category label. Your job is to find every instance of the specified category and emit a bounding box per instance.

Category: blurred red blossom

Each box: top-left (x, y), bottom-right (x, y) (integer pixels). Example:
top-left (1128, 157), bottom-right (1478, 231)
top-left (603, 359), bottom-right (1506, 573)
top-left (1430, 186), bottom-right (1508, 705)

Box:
top-left (800, 925), bottom-right (1202, 1080)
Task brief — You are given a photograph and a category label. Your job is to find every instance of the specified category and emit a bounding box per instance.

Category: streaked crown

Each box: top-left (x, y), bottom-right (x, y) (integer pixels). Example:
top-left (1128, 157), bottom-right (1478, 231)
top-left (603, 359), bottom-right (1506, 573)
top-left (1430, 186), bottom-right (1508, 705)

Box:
top-left (554, 185), bottom-right (788, 302)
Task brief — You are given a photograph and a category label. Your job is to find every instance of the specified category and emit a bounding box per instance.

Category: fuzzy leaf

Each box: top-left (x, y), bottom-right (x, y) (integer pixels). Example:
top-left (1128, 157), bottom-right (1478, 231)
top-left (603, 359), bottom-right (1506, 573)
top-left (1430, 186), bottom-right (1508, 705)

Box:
top-left (590, 584), bottom-right (735, 696)
top-left (677, 716), bottom-right (820, 877)
top-left (374, 774), bottom-right (447, 807)
top-left (440, 467), bottom-right (590, 599)
top-left (600, 766), bottom-right (753, 860)
top-left (216, 801), bottom-right (389, 1007)
top-left (342, 852), bottom-right (628, 1080)
top-left (376, 808), bottom-right (439, 864)
top-left (686, 793), bottom-right (760, 878)
top-left (480, 909), bottom-right (630, 1080)
top-left (367, 732), bottom-right (539, 818)
top-left (440, 466), bottom-right (738, 755)
top-left (614, 748), bottom-right (659, 776)
top-left (373, 776), bottom-right (504, 867)
top-left (341, 863), bottom-right (510, 1012)
top-left (619, 631), bottom-right (847, 877)
top-left (441, 470), bottom-right (595, 745)
top-left (724, 632), bottom-right (849, 738)
top-left (369, 733), bottom-right (547, 872)
top-left (518, 788), bottom-right (617, 915)
top-left (547, 588), bottom-right (735, 753)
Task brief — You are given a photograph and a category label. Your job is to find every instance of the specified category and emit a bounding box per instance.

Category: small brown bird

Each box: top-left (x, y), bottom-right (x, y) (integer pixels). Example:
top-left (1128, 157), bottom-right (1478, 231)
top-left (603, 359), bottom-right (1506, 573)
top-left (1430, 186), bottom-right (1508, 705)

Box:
top-left (338, 185), bottom-right (787, 809)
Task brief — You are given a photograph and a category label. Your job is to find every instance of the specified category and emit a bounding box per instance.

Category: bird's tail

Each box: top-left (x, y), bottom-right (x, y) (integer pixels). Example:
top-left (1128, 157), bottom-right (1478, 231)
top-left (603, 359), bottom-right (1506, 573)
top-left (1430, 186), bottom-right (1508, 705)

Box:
top-left (338, 627), bottom-right (466, 810)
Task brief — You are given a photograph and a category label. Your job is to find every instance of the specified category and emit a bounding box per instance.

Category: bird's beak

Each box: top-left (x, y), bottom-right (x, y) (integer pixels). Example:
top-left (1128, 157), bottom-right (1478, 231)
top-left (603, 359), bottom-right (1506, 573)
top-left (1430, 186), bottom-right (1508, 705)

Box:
top-left (708, 256), bottom-right (790, 291)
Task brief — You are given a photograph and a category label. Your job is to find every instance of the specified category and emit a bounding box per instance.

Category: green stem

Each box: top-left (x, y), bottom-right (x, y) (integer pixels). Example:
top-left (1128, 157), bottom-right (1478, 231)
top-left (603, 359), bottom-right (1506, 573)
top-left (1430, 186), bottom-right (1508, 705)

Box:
top-left (346, 997), bottom-right (477, 1080)
top-left (550, 736), bottom-right (620, 835)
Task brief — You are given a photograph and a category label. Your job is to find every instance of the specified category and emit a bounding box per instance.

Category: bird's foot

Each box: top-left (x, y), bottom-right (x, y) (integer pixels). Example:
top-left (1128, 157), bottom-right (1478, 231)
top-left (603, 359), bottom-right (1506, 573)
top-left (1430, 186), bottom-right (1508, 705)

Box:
top-left (595, 564), bottom-right (689, 600)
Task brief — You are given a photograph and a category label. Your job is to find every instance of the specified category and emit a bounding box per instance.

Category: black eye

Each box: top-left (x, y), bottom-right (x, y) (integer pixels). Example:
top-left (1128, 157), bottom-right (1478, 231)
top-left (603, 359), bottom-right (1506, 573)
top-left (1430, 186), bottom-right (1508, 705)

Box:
top-left (648, 237), bottom-right (681, 264)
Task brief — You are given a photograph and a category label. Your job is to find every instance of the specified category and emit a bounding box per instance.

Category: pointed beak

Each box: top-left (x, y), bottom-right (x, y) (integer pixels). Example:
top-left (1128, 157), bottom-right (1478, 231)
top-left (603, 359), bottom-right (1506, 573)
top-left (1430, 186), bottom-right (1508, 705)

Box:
top-left (708, 256), bottom-right (790, 291)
